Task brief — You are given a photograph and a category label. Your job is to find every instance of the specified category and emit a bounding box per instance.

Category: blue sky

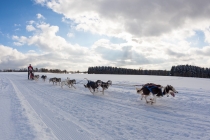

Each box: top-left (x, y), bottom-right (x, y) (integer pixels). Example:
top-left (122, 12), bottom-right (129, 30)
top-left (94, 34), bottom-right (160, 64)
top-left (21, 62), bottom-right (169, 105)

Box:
top-left (0, 0), bottom-right (210, 71)
top-left (0, 0), bottom-right (62, 50)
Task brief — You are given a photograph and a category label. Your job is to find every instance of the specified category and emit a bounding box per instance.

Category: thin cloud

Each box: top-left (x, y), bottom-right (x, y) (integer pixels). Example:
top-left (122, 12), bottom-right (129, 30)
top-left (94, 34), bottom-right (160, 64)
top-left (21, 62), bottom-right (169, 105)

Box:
top-left (67, 32), bottom-right (74, 38)
top-left (37, 13), bottom-right (45, 19)
top-left (14, 24), bottom-right (21, 27)
top-left (26, 25), bottom-right (36, 32)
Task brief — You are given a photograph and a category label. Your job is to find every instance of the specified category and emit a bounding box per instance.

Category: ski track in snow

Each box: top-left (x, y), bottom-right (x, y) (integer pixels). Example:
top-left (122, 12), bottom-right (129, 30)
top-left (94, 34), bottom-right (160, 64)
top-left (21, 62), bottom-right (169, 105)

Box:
top-left (0, 72), bottom-right (210, 140)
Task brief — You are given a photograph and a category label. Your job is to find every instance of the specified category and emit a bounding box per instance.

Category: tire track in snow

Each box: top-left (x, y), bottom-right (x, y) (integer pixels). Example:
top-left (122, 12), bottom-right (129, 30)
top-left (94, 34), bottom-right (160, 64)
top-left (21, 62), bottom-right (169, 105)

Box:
top-left (10, 77), bottom-right (105, 140)
top-left (8, 79), bottom-right (59, 140)
top-left (0, 77), bottom-right (16, 140)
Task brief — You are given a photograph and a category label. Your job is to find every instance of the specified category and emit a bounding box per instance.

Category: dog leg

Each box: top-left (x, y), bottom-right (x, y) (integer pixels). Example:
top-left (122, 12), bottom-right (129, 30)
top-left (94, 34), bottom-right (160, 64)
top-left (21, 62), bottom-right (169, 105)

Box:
top-left (94, 88), bottom-right (97, 92)
top-left (141, 94), bottom-right (144, 100)
top-left (67, 83), bottom-right (71, 88)
top-left (89, 88), bottom-right (94, 95)
top-left (145, 95), bottom-right (151, 104)
top-left (72, 85), bottom-right (76, 89)
top-left (150, 95), bottom-right (157, 105)
top-left (153, 95), bottom-right (157, 103)
top-left (145, 96), bottom-right (149, 103)
top-left (151, 98), bottom-right (154, 105)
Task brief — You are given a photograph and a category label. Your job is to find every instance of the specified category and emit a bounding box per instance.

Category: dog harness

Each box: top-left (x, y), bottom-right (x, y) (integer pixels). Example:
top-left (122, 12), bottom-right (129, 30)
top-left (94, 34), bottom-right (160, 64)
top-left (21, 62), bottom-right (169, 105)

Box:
top-left (145, 86), bottom-right (164, 96)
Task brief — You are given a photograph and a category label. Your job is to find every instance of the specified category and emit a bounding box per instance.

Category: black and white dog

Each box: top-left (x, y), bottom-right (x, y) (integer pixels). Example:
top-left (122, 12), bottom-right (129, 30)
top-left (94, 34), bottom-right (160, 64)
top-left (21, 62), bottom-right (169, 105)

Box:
top-left (34, 75), bottom-right (39, 81)
top-left (84, 78), bottom-right (102, 94)
top-left (49, 77), bottom-right (56, 85)
top-left (100, 80), bottom-right (112, 95)
top-left (136, 83), bottom-right (178, 104)
top-left (55, 78), bottom-right (61, 85)
top-left (41, 75), bottom-right (47, 81)
top-left (49, 77), bottom-right (61, 85)
top-left (61, 78), bottom-right (76, 89)
top-left (162, 85), bottom-right (178, 97)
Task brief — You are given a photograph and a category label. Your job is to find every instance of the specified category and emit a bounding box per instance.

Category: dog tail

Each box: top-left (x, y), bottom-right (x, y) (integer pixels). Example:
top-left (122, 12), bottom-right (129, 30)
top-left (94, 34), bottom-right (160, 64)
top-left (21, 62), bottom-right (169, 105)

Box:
top-left (84, 78), bottom-right (91, 82)
top-left (136, 87), bottom-right (143, 94)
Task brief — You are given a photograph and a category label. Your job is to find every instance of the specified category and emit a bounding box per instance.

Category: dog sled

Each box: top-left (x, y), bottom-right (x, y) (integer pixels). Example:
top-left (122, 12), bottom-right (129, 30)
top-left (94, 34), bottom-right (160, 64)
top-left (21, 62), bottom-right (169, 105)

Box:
top-left (29, 71), bottom-right (35, 80)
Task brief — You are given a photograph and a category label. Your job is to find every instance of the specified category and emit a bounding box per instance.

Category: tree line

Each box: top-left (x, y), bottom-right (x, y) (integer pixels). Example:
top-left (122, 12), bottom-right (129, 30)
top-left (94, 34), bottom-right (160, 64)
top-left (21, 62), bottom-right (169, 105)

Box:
top-left (1, 68), bottom-right (68, 73)
top-left (170, 64), bottom-right (210, 78)
top-left (0, 68), bottom-right (88, 74)
top-left (88, 66), bottom-right (170, 76)
top-left (88, 65), bottom-right (210, 78)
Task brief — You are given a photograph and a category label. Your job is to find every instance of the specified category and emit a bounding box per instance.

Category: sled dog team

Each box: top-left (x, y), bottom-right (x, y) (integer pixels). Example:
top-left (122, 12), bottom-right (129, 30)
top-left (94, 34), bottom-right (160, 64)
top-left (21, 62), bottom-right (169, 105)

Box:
top-left (42, 76), bottom-right (112, 94)
top-left (33, 75), bottom-right (178, 104)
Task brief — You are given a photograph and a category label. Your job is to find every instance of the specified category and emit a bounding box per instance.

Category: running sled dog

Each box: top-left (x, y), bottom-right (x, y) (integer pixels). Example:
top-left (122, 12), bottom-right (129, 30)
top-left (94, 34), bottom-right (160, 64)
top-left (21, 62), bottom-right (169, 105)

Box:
top-left (61, 78), bottom-right (76, 89)
top-left (49, 77), bottom-right (61, 85)
top-left (41, 75), bottom-right (47, 81)
top-left (84, 78), bottom-right (112, 95)
top-left (100, 80), bottom-right (112, 95)
top-left (84, 78), bottom-right (102, 94)
top-left (136, 83), bottom-right (178, 104)
top-left (33, 75), bottom-right (39, 81)
top-left (49, 77), bottom-right (56, 84)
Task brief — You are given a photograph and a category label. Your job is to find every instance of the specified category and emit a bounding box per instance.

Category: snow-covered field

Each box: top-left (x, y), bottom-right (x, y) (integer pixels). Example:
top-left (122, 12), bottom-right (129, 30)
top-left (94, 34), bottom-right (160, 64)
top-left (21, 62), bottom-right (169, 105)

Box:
top-left (0, 72), bottom-right (210, 140)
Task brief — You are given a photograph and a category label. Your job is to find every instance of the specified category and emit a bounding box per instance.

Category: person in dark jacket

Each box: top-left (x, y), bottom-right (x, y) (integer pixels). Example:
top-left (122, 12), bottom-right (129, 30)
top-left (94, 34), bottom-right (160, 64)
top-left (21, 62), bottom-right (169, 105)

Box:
top-left (28, 64), bottom-right (33, 79)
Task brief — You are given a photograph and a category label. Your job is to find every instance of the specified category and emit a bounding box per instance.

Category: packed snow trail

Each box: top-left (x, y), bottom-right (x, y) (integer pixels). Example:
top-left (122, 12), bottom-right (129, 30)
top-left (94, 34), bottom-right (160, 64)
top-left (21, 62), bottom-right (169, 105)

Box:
top-left (0, 72), bottom-right (210, 140)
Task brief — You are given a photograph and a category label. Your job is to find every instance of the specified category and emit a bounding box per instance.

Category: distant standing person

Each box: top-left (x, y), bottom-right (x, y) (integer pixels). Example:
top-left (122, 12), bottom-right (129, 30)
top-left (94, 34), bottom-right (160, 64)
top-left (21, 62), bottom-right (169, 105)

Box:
top-left (28, 64), bottom-right (33, 79)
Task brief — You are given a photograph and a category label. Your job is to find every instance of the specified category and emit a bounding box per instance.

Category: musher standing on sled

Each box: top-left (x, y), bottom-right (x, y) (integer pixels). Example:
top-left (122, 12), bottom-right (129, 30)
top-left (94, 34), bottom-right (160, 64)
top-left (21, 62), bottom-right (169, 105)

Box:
top-left (28, 64), bottom-right (33, 79)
